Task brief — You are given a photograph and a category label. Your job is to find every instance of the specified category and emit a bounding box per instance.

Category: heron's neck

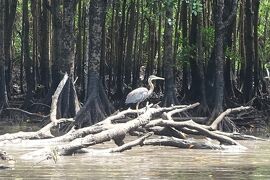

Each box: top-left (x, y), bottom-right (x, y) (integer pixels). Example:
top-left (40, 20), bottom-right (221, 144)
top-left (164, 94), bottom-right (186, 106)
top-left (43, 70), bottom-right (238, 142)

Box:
top-left (148, 79), bottom-right (155, 95)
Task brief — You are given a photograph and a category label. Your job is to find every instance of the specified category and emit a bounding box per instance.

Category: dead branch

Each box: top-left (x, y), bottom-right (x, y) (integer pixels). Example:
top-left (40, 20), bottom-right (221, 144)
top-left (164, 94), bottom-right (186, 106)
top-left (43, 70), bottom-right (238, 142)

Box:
top-left (214, 131), bottom-right (266, 141)
top-left (146, 119), bottom-right (239, 145)
top-left (0, 108), bottom-right (48, 122)
top-left (143, 136), bottom-right (224, 150)
top-left (108, 132), bottom-right (153, 153)
top-left (0, 73), bottom-right (74, 142)
top-left (50, 73), bottom-right (69, 123)
top-left (22, 104), bottom-right (189, 159)
top-left (165, 102), bottom-right (200, 119)
top-left (210, 106), bottom-right (251, 130)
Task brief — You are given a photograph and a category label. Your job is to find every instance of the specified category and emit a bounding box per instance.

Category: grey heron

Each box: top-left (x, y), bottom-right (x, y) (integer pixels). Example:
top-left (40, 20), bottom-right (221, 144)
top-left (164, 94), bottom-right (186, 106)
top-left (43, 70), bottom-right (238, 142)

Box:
top-left (125, 75), bottom-right (164, 112)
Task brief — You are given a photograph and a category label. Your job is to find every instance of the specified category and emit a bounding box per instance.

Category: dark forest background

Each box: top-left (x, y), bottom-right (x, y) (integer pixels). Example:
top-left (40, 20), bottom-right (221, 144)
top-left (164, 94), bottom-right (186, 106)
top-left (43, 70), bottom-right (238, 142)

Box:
top-left (0, 0), bottom-right (270, 128)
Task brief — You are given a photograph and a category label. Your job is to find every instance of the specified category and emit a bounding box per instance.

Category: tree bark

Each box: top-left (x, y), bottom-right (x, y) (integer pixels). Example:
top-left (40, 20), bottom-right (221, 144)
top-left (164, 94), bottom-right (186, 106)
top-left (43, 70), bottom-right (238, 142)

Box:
top-left (22, 0), bottom-right (35, 109)
top-left (124, 0), bottom-right (136, 86)
top-left (116, 0), bottom-right (127, 100)
top-left (253, 0), bottom-right (260, 95)
top-left (0, 0), bottom-right (9, 110)
top-left (40, 0), bottom-right (50, 94)
top-left (75, 0), bottom-right (83, 89)
top-left (210, 0), bottom-right (237, 121)
top-left (61, 0), bottom-right (76, 76)
top-left (243, 0), bottom-right (255, 102)
top-left (74, 0), bottom-right (114, 128)
top-left (51, 0), bottom-right (62, 90)
top-left (4, 0), bottom-right (17, 97)
top-left (161, 2), bottom-right (179, 106)
top-left (196, 6), bottom-right (209, 114)
top-left (224, 0), bottom-right (236, 98)
top-left (180, 0), bottom-right (189, 97)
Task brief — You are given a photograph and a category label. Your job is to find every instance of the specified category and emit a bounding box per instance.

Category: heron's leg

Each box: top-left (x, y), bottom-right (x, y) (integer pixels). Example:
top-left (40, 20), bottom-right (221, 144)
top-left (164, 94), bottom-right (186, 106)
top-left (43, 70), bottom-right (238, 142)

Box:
top-left (136, 102), bottom-right (140, 116)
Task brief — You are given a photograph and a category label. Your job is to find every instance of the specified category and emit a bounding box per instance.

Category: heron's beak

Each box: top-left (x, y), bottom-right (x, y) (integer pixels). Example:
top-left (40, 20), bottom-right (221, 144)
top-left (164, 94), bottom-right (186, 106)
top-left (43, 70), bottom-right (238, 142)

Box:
top-left (154, 77), bottom-right (165, 80)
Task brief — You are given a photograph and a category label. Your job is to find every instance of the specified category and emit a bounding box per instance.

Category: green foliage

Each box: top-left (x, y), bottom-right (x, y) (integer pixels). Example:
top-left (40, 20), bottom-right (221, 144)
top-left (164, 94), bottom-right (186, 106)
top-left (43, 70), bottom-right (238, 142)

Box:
top-left (259, 38), bottom-right (270, 65)
top-left (185, 0), bottom-right (203, 16)
top-left (175, 38), bottom-right (195, 68)
top-left (225, 47), bottom-right (241, 63)
top-left (258, 0), bottom-right (270, 67)
top-left (202, 26), bottom-right (215, 51)
top-left (13, 0), bottom-right (23, 65)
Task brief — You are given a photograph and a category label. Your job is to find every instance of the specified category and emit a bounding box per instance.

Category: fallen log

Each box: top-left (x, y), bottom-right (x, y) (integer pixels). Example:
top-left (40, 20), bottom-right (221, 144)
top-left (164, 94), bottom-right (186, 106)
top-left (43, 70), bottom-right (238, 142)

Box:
top-left (0, 74), bottom-right (74, 142)
top-left (71, 132), bottom-right (154, 155)
top-left (146, 119), bottom-right (239, 145)
top-left (143, 136), bottom-right (224, 150)
top-left (22, 104), bottom-right (190, 159)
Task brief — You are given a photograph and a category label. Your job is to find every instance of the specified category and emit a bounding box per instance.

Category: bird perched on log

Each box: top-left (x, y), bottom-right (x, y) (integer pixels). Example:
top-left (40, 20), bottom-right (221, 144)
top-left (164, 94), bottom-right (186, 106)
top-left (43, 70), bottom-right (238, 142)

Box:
top-left (125, 75), bottom-right (164, 112)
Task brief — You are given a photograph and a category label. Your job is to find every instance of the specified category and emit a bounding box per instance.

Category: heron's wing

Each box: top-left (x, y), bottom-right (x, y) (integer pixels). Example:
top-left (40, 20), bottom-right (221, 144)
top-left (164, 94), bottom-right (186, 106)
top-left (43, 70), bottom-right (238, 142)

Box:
top-left (125, 87), bottom-right (149, 104)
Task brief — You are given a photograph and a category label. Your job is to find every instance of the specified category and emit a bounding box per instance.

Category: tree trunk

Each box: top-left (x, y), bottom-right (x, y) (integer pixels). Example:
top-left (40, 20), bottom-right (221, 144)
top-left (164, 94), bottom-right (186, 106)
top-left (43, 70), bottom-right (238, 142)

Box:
top-left (40, 0), bottom-right (50, 94)
top-left (196, 6), bottom-right (209, 115)
top-left (51, 0), bottom-right (62, 90)
top-left (116, 0), bottom-right (127, 100)
top-left (189, 14), bottom-right (201, 101)
top-left (4, 0), bottom-right (17, 97)
top-left (82, 2), bottom-right (89, 101)
top-left (22, 0), bottom-right (35, 109)
top-left (30, 0), bottom-right (38, 92)
top-left (161, 2), bottom-right (179, 106)
top-left (124, 0), bottom-right (136, 87)
top-left (74, 0), bottom-right (114, 128)
top-left (156, 1), bottom-right (163, 92)
top-left (132, 0), bottom-right (139, 89)
top-left (239, 0), bottom-right (246, 88)
top-left (75, 0), bottom-right (83, 90)
top-left (145, 14), bottom-right (156, 81)
top-left (0, 0), bottom-right (9, 109)
top-left (61, 0), bottom-right (76, 76)
top-left (243, 0), bottom-right (255, 102)
top-left (253, 0), bottom-right (260, 95)
top-left (180, 0), bottom-right (189, 97)
top-left (224, 0), bottom-right (236, 98)
top-left (209, 0), bottom-right (238, 123)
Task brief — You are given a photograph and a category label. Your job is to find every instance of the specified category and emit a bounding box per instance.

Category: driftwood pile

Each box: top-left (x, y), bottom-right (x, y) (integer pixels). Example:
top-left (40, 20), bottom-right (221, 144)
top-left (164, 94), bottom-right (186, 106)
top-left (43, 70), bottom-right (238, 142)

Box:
top-left (0, 74), bottom-right (265, 163)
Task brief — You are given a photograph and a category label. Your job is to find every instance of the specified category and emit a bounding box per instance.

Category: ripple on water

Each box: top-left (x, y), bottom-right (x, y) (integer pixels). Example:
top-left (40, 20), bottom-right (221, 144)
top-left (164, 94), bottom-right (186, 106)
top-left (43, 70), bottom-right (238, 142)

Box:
top-left (1, 139), bottom-right (270, 179)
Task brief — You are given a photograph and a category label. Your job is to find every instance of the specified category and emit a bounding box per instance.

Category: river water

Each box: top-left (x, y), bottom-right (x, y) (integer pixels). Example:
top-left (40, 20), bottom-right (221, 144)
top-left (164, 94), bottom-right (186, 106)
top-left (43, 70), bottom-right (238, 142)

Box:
top-left (0, 138), bottom-right (270, 179)
top-left (0, 122), bottom-right (270, 179)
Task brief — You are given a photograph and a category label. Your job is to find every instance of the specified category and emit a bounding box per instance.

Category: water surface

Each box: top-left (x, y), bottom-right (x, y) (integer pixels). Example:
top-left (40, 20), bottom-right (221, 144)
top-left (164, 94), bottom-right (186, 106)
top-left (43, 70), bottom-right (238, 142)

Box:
top-left (1, 138), bottom-right (270, 179)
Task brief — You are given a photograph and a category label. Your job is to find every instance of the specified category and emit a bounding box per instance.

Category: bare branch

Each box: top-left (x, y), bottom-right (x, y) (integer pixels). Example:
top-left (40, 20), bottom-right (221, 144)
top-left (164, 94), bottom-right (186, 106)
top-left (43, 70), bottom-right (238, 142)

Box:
top-left (210, 106), bottom-right (251, 130)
